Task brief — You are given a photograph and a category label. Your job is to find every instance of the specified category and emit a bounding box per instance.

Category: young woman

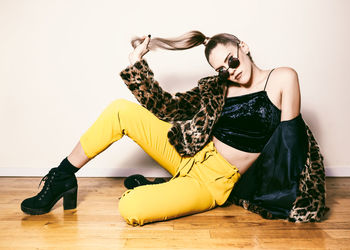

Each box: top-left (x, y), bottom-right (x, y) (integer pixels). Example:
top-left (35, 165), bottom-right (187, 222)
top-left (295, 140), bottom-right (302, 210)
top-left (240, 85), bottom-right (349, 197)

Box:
top-left (20, 31), bottom-right (322, 226)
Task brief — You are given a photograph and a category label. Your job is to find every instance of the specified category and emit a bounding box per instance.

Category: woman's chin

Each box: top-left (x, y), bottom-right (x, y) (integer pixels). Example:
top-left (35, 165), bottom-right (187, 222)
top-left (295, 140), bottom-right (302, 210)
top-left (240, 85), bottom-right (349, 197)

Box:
top-left (227, 76), bottom-right (235, 82)
top-left (228, 77), bottom-right (240, 84)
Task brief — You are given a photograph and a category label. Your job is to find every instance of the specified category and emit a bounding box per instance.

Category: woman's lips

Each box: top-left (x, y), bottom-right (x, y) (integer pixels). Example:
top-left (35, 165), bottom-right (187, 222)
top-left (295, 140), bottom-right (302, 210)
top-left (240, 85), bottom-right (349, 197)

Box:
top-left (235, 72), bottom-right (242, 80)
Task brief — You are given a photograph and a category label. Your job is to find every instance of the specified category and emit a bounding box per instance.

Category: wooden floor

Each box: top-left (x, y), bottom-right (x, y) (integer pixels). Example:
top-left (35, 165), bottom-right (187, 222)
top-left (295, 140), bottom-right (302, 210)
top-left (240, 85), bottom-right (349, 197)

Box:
top-left (0, 177), bottom-right (349, 249)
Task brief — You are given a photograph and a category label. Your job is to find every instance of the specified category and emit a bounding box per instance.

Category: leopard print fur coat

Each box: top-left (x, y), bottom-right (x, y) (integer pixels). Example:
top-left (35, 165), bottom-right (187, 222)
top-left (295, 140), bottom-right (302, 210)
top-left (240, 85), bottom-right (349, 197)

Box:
top-left (120, 58), bottom-right (228, 157)
top-left (119, 58), bottom-right (328, 222)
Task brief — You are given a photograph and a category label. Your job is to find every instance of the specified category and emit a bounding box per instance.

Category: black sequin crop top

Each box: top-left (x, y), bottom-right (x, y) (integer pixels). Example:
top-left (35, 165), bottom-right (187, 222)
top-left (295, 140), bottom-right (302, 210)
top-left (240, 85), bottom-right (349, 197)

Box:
top-left (211, 69), bottom-right (281, 153)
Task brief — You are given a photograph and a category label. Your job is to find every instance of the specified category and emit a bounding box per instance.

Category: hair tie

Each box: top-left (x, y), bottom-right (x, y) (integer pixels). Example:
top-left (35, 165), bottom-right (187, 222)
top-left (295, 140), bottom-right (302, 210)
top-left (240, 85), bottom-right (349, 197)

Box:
top-left (203, 37), bottom-right (210, 46)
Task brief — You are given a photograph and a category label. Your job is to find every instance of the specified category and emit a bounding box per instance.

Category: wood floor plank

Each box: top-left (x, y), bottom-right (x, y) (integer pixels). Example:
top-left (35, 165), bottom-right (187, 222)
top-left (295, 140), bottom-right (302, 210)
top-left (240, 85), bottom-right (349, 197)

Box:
top-left (124, 238), bottom-right (258, 249)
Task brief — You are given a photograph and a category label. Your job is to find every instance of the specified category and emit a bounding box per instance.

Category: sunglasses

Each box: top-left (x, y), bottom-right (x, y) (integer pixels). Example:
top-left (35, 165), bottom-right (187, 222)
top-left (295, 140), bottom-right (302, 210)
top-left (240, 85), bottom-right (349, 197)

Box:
top-left (217, 43), bottom-right (240, 81)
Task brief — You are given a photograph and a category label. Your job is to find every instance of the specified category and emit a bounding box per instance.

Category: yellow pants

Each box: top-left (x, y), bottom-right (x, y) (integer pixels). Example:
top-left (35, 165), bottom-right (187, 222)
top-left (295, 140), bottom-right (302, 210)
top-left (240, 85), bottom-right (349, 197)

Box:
top-left (80, 98), bottom-right (241, 226)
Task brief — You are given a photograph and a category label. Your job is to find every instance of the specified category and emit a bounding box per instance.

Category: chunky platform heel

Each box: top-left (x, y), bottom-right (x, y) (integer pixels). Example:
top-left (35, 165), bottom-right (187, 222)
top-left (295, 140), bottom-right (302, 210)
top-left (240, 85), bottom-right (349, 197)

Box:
top-left (63, 186), bottom-right (78, 210)
top-left (21, 167), bottom-right (78, 215)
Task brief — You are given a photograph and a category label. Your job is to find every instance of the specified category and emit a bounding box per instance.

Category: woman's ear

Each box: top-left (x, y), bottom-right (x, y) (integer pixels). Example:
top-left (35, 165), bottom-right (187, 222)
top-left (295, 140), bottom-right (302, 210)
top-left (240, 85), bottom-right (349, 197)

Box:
top-left (239, 41), bottom-right (250, 55)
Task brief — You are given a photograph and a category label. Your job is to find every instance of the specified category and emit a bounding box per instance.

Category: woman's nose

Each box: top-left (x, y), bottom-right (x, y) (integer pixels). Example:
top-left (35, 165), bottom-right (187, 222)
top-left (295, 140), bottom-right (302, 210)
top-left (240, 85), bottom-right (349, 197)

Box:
top-left (228, 67), bottom-right (236, 76)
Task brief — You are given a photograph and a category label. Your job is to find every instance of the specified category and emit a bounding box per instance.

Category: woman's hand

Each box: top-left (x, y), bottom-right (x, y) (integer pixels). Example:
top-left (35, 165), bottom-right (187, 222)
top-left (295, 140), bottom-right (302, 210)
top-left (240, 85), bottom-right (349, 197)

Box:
top-left (129, 35), bottom-right (151, 65)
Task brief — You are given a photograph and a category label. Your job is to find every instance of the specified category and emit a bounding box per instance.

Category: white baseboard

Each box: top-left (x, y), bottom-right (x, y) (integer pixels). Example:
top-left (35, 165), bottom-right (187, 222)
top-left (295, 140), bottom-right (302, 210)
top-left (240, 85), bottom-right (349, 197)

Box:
top-left (324, 165), bottom-right (350, 177)
top-left (0, 165), bottom-right (349, 177)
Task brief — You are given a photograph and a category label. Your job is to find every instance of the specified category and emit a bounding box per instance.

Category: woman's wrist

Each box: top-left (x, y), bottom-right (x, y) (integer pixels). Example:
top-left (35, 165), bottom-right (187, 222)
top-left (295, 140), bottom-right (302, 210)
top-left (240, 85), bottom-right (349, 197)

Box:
top-left (129, 53), bottom-right (143, 66)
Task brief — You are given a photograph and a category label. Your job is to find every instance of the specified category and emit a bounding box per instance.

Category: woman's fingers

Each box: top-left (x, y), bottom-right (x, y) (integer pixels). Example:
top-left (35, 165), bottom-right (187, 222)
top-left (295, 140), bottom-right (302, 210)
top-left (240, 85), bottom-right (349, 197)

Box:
top-left (142, 35), bottom-right (150, 48)
top-left (129, 35), bottom-right (151, 65)
top-left (139, 35), bottom-right (151, 56)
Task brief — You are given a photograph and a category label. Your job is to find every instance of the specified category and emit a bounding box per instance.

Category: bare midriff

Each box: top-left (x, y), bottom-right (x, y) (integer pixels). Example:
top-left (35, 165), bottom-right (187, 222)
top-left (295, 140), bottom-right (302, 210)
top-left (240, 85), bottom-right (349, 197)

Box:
top-left (212, 136), bottom-right (260, 175)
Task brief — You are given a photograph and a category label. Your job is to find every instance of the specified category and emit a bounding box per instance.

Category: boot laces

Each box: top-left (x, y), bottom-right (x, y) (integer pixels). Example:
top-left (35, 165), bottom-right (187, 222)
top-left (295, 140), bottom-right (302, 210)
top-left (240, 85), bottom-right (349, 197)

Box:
top-left (37, 169), bottom-right (56, 199)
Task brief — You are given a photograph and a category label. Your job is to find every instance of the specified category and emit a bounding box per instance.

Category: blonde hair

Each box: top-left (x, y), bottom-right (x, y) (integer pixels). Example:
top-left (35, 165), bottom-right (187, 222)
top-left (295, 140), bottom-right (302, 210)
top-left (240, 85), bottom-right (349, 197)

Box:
top-left (130, 30), bottom-right (254, 63)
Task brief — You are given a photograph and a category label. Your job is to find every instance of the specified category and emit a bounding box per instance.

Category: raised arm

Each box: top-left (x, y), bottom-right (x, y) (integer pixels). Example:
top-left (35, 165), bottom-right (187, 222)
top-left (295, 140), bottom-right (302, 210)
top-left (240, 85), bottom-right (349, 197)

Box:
top-left (119, 58), bottom-right (201, 122)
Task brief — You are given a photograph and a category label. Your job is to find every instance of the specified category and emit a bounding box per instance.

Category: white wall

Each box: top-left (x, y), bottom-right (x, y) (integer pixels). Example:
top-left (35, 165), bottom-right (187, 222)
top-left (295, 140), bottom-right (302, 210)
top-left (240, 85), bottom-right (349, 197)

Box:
top-left (1, 0), bottom-right (349, 177)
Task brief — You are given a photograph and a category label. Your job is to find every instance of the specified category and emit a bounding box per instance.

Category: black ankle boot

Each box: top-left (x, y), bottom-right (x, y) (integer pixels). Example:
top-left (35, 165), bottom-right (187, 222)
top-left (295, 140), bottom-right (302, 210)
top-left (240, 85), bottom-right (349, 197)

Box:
top-left (124, 174), bottom-right (166, 189)
top-left (21, 167), bottom-right (78, 215)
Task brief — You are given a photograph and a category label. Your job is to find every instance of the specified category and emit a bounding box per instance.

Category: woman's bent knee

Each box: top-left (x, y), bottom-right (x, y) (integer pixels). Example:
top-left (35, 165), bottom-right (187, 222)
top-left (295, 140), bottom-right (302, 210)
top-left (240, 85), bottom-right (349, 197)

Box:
top-left (109, 98), bottom-right (134, 112)
top-left (109, 98), bottom-right (141, 120)
top-left (118, 189), bottom-right (147, 226)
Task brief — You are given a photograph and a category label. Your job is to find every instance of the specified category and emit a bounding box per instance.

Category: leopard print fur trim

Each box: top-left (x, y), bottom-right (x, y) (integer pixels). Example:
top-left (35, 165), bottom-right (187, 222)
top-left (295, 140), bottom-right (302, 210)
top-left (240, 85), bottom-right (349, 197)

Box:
top-left (287, 123), bottom-right (329, 222)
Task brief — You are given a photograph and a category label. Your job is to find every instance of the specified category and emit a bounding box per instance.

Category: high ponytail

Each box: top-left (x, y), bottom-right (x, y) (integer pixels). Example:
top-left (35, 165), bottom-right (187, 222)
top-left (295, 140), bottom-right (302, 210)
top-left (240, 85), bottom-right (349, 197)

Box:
top-left (130, 30), bottom-right (207, 51)
top-left (130, 30), bottom-right (254, 64)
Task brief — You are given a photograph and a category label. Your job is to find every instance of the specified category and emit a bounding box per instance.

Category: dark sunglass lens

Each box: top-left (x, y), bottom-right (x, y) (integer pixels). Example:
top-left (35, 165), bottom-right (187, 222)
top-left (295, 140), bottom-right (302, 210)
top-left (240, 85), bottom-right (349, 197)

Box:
top-left (218, 70), bottom-right (229, 80)
top-left (229, 57), bottom-right (240, 68)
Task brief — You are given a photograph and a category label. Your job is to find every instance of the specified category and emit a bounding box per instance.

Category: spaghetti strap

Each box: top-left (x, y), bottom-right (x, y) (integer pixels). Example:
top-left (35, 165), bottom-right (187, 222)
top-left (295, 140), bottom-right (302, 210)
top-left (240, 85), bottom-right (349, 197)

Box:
top-left (263, 68), bottom-right (275, 91)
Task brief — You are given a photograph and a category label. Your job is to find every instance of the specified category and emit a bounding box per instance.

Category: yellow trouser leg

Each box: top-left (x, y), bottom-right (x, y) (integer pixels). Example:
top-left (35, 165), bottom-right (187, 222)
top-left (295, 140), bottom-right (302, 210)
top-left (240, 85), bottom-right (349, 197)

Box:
top-left (117, 143), bottom-right (241, 227)
top-left (118, 175), bottom-right (216, 227)
top-left (79, 98), bottom-right (239, 227)
top-left (79, 98), bottom-right (183, 176)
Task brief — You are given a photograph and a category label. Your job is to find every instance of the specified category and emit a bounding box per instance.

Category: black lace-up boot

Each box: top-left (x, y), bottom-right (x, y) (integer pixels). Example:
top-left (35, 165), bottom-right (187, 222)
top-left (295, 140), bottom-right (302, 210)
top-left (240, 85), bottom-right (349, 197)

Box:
top-left (21, 157), bottom-right (79, 215)
top-left (124, 174), bottom-right (166, 189)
